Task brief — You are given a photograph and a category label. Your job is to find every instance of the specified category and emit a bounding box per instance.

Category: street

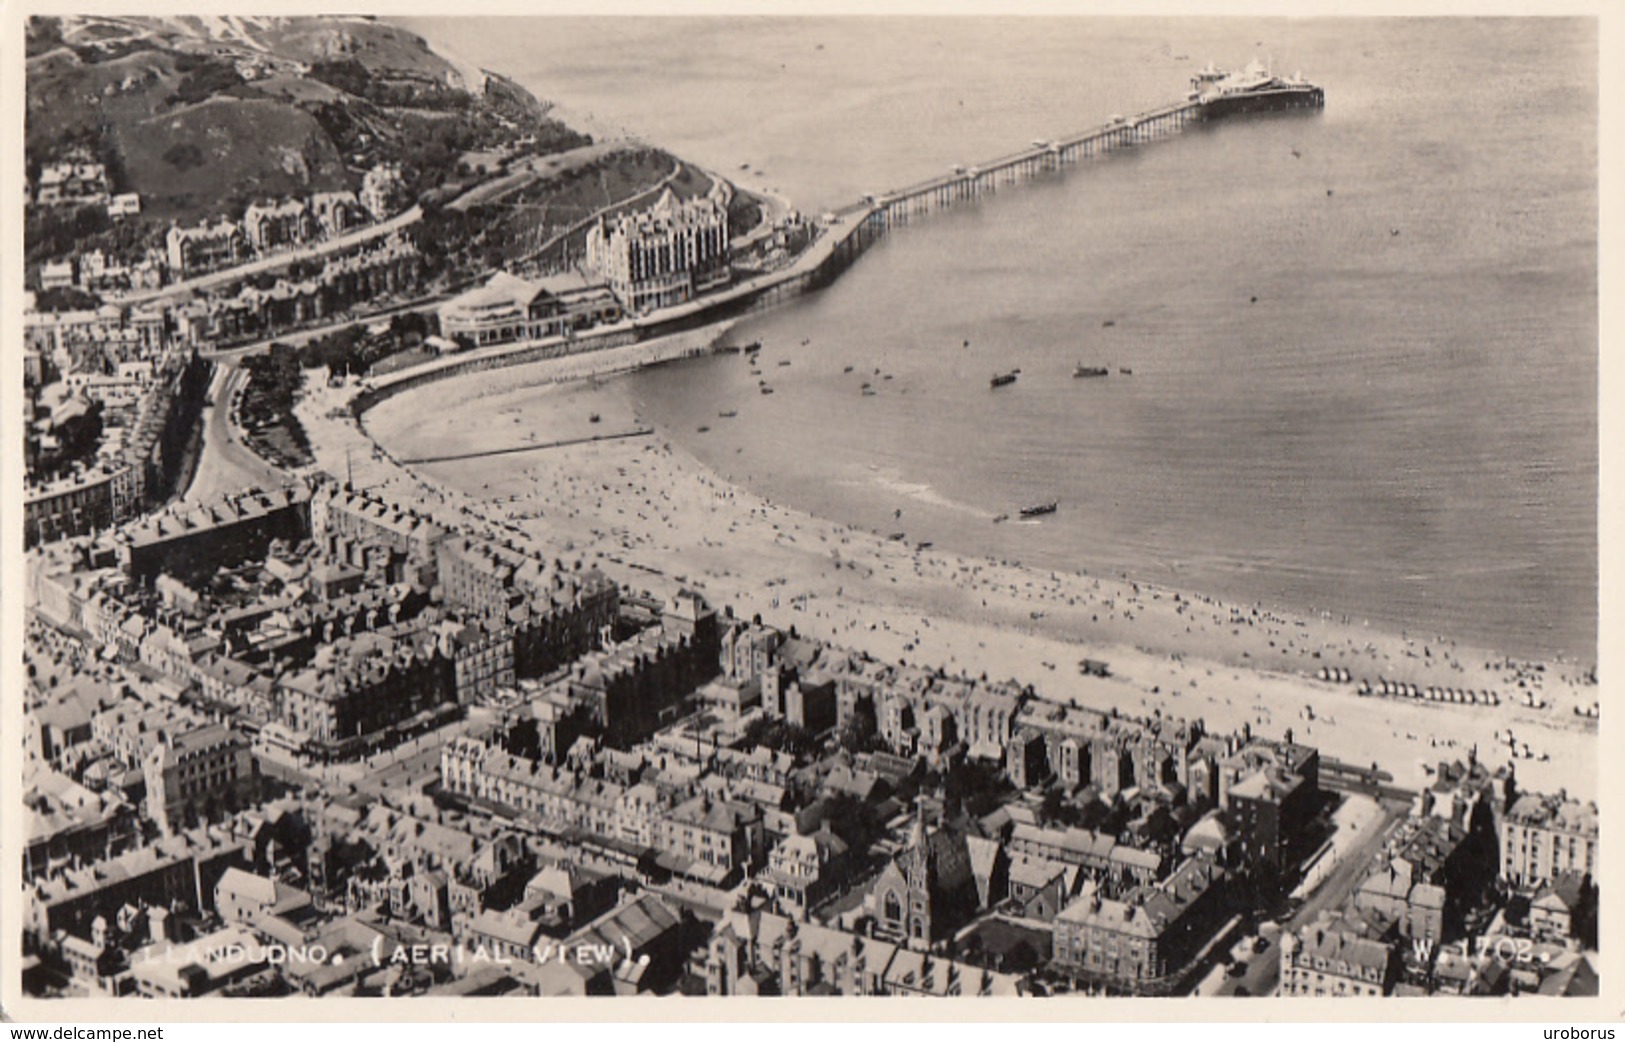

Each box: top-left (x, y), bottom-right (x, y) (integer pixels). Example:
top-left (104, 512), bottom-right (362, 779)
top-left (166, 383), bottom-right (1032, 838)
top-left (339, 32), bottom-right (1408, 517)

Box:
top-left (181, 361), bottom-right (291, 505)
top-left (1218, 797), bottom-right (1410, 997)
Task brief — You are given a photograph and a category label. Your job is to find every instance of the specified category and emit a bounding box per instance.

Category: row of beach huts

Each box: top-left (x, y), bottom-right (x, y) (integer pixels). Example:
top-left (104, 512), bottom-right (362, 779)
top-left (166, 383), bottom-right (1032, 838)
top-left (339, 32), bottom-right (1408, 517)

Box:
top-left (1315, 665), bottom-right (1506, 708)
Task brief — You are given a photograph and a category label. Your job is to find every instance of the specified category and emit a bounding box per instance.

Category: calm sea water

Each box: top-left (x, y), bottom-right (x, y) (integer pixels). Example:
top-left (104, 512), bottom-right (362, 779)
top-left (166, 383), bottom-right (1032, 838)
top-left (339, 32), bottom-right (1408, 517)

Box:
top-left (401, 17), bottom-right (1597, 663)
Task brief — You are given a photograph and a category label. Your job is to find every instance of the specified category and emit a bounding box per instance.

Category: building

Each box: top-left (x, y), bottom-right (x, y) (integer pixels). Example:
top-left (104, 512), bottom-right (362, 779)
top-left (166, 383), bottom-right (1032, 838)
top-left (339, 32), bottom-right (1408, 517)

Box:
top-left (1499, 792), bottom-right (1598, 889)
top-left (1278, 914), bottom-right (1399, 997)
top-left (561, 893), bottom-right (687, 995)
top-left (107, 193), bottom-right (142, 218)
top-left (1005, 822), bottom-right (1164, 888)
top-left (142, 721), bottom-right (259, 835)
top-left (1528, 873), bottom-right (1592, 943)
top-left (360, 162), bottom-right (406, 220)
top-left (40, 259), bottom-right (76, 290)
top-left (275, 629), bottom-right (456, 759)
top-left (764, 827), bottom-right (850, 920)
top-left (310, 480), bottom-right (443, 587)
top-left (167, 220), bottom-right (246, 277)
top-left (435, 270), bottom-right (624, 350)
top-left (25, 828), bottom-right (253, 943)
top-left (214, 866), bottom-right (313, 925)
top-left (113, 485), bottom-right (311, 586)
top-left (653, 794), bottom-right (762, 886)
top-left (706, 905), bottom-right (1022, 997)
top-left (36, 161), bottom-right (109, 206)
top-left (868, 808), bottom-right (977, 950)
top-left (1050, 855), bottom-right (1228, 991)
top-left (126, 924), bottom-right (268, 998)
top-left (1353, 816), bottom-right (1480, 946)
top-left (242, 199), bottom-right (316, 253)
top-left (310, 190), bottom-right (360, 237)
top-left (25, 466), bottom-right (121, 548)
top-left (586, 185), bottom-right (732, 314)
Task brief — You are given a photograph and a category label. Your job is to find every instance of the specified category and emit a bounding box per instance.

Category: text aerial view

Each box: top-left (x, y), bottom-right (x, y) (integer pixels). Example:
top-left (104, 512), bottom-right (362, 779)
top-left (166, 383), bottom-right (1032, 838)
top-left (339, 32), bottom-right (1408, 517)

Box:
top-left (15, 14), bottom-right (1598, 1002)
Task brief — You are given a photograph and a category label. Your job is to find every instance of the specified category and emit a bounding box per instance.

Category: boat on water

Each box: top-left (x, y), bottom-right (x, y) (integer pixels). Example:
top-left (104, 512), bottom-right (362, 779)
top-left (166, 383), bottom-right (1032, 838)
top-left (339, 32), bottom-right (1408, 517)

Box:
top-left (991, 371), bottom-right (1019, 389)
top-left (1119, 367), bottom-right (1133, 375)
top-left (1074, 364), bottom-right (1109, 379)
top-left (1020, 501), bottom-right (1059, 518)
top-left (992, 513), bottom-right (1009, 524)
top-left (760, 385), bottom-right (775, 395)
top-left (697, 426), bottom-right (710, 433)
top-left (778, 360), bottom-right (792, 367)
top-left (862, 387), bottom-right (877, 397)
top-left (843, 365), bottom-right (855, 373)
top-left (718, 409), bottom-right (738, 418)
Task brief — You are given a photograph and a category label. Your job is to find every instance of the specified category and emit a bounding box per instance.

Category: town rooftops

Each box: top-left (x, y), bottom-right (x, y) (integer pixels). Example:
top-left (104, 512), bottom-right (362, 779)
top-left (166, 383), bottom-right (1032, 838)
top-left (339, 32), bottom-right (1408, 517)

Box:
top-left (441, 271), bottom-right (549, 318)
top-left (119, 486), bottom-right (307, 550)
top-left (1505, 792), bottom-right (1599, 837)
top-left (216, 866), bottom-right (311, 917)
top-left (711, 906), bottom-right (1020, 996)
top-left (31, 826), bottom-right (250, 909)
top-left (567, 892), bottom-right (681, 954)
top-left (1287, 914), bottom-right (1394, 979)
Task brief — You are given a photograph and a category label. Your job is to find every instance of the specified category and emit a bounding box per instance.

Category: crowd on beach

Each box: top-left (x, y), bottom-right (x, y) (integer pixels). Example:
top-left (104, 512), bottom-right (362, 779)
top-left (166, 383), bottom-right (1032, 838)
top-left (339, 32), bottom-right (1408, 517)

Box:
top-left (295, 357), bottom-right (1598, 801)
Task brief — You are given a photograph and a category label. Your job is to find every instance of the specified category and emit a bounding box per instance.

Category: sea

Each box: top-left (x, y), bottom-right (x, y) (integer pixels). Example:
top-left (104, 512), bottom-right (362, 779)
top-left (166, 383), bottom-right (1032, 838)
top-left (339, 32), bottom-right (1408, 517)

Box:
top-left (398, 17), bottom-right (1598, 665)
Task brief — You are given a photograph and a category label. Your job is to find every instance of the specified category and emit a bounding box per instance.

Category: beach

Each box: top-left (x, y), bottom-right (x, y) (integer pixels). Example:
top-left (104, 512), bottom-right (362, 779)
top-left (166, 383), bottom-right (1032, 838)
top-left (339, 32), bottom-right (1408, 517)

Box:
top-left (296, 347), bottom-right (1598, 802)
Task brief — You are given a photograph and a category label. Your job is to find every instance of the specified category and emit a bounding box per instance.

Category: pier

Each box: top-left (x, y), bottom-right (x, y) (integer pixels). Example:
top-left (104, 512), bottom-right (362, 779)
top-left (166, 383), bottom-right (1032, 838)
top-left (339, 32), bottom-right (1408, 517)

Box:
top-left (746, 96), bottom-right (1217, 308)
top-left (357, 83), bottom-right (1317, 406)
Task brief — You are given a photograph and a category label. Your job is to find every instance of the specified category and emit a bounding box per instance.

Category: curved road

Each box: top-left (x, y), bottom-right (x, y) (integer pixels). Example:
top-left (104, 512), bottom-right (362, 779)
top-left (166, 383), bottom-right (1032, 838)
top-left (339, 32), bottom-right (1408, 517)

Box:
top-left (181, 360), bottom-right (291, 504)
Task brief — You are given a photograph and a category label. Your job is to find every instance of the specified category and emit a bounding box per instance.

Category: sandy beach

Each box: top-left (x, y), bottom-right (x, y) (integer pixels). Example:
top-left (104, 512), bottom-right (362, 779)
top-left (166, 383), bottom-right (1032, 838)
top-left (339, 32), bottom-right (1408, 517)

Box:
top-left (294, 343), bottom-right (1598, 802)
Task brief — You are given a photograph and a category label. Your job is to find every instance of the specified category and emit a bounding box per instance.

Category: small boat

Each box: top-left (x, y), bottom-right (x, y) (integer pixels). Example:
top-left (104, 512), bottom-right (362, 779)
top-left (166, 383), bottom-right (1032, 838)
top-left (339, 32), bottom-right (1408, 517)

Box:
top-left (1118, 367), bottom-right (1133, 375)
top-left (883, 374), bottom-right (893, 381)
top-left (862, 387), bottom-right (877, 397)
top-left (1102, 320), bottom-right (1116, 328)
top-left (718, 409), bottom-right (738, 418)
top-left (697, 426), bottom-right (710, 433)
top-left (990, 371), bottom-right (1018, 389)
top-left (760, 385), bottom-right (775, 395)
top-left (992, 513), bottom-right (1009, 524)
top-left (888, 532), bottom-right (906, 541)
top-left (1074, 365), bottom-right (1109, 378)
top-left (1020, 500), bottom-right (1058, 518)
top-left (778, 360), bottom-right (792, 367)
top-left (918, 541), bottom-right (933, 550)
top-left (843, 365), bottom-right (855, 373)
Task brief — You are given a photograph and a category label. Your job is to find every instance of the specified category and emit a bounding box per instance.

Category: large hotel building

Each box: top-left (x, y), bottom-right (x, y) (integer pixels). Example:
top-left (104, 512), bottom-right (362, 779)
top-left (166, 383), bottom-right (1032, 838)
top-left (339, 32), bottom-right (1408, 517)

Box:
top-left (586, 184), bottom-right (732, 314)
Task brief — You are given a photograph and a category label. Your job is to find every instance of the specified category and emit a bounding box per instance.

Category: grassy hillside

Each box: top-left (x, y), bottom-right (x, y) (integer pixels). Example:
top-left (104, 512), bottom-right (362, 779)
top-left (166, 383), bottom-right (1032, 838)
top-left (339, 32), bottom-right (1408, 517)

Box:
top-left (26, 14), bottom-right (588, 254)
top-left (113, 97), bottom-right (351, 223)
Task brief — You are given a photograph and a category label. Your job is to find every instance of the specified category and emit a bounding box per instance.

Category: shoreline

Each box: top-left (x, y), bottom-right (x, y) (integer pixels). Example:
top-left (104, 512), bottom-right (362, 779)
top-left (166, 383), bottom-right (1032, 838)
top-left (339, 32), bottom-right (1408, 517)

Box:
top-left (296, 347), bottom-right (1598, 803)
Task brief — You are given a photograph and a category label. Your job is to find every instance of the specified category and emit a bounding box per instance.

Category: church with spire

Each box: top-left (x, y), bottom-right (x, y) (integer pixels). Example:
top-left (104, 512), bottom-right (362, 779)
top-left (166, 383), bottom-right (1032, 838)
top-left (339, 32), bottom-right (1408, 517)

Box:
top-left (866, 803), bottom-right (978, 950)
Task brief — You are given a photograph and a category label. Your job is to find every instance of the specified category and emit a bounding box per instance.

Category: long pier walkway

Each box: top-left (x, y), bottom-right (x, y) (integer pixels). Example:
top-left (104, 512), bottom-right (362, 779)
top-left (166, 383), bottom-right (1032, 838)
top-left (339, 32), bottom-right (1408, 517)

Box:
top-left (360, 89), bottom-right (1274, 402)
